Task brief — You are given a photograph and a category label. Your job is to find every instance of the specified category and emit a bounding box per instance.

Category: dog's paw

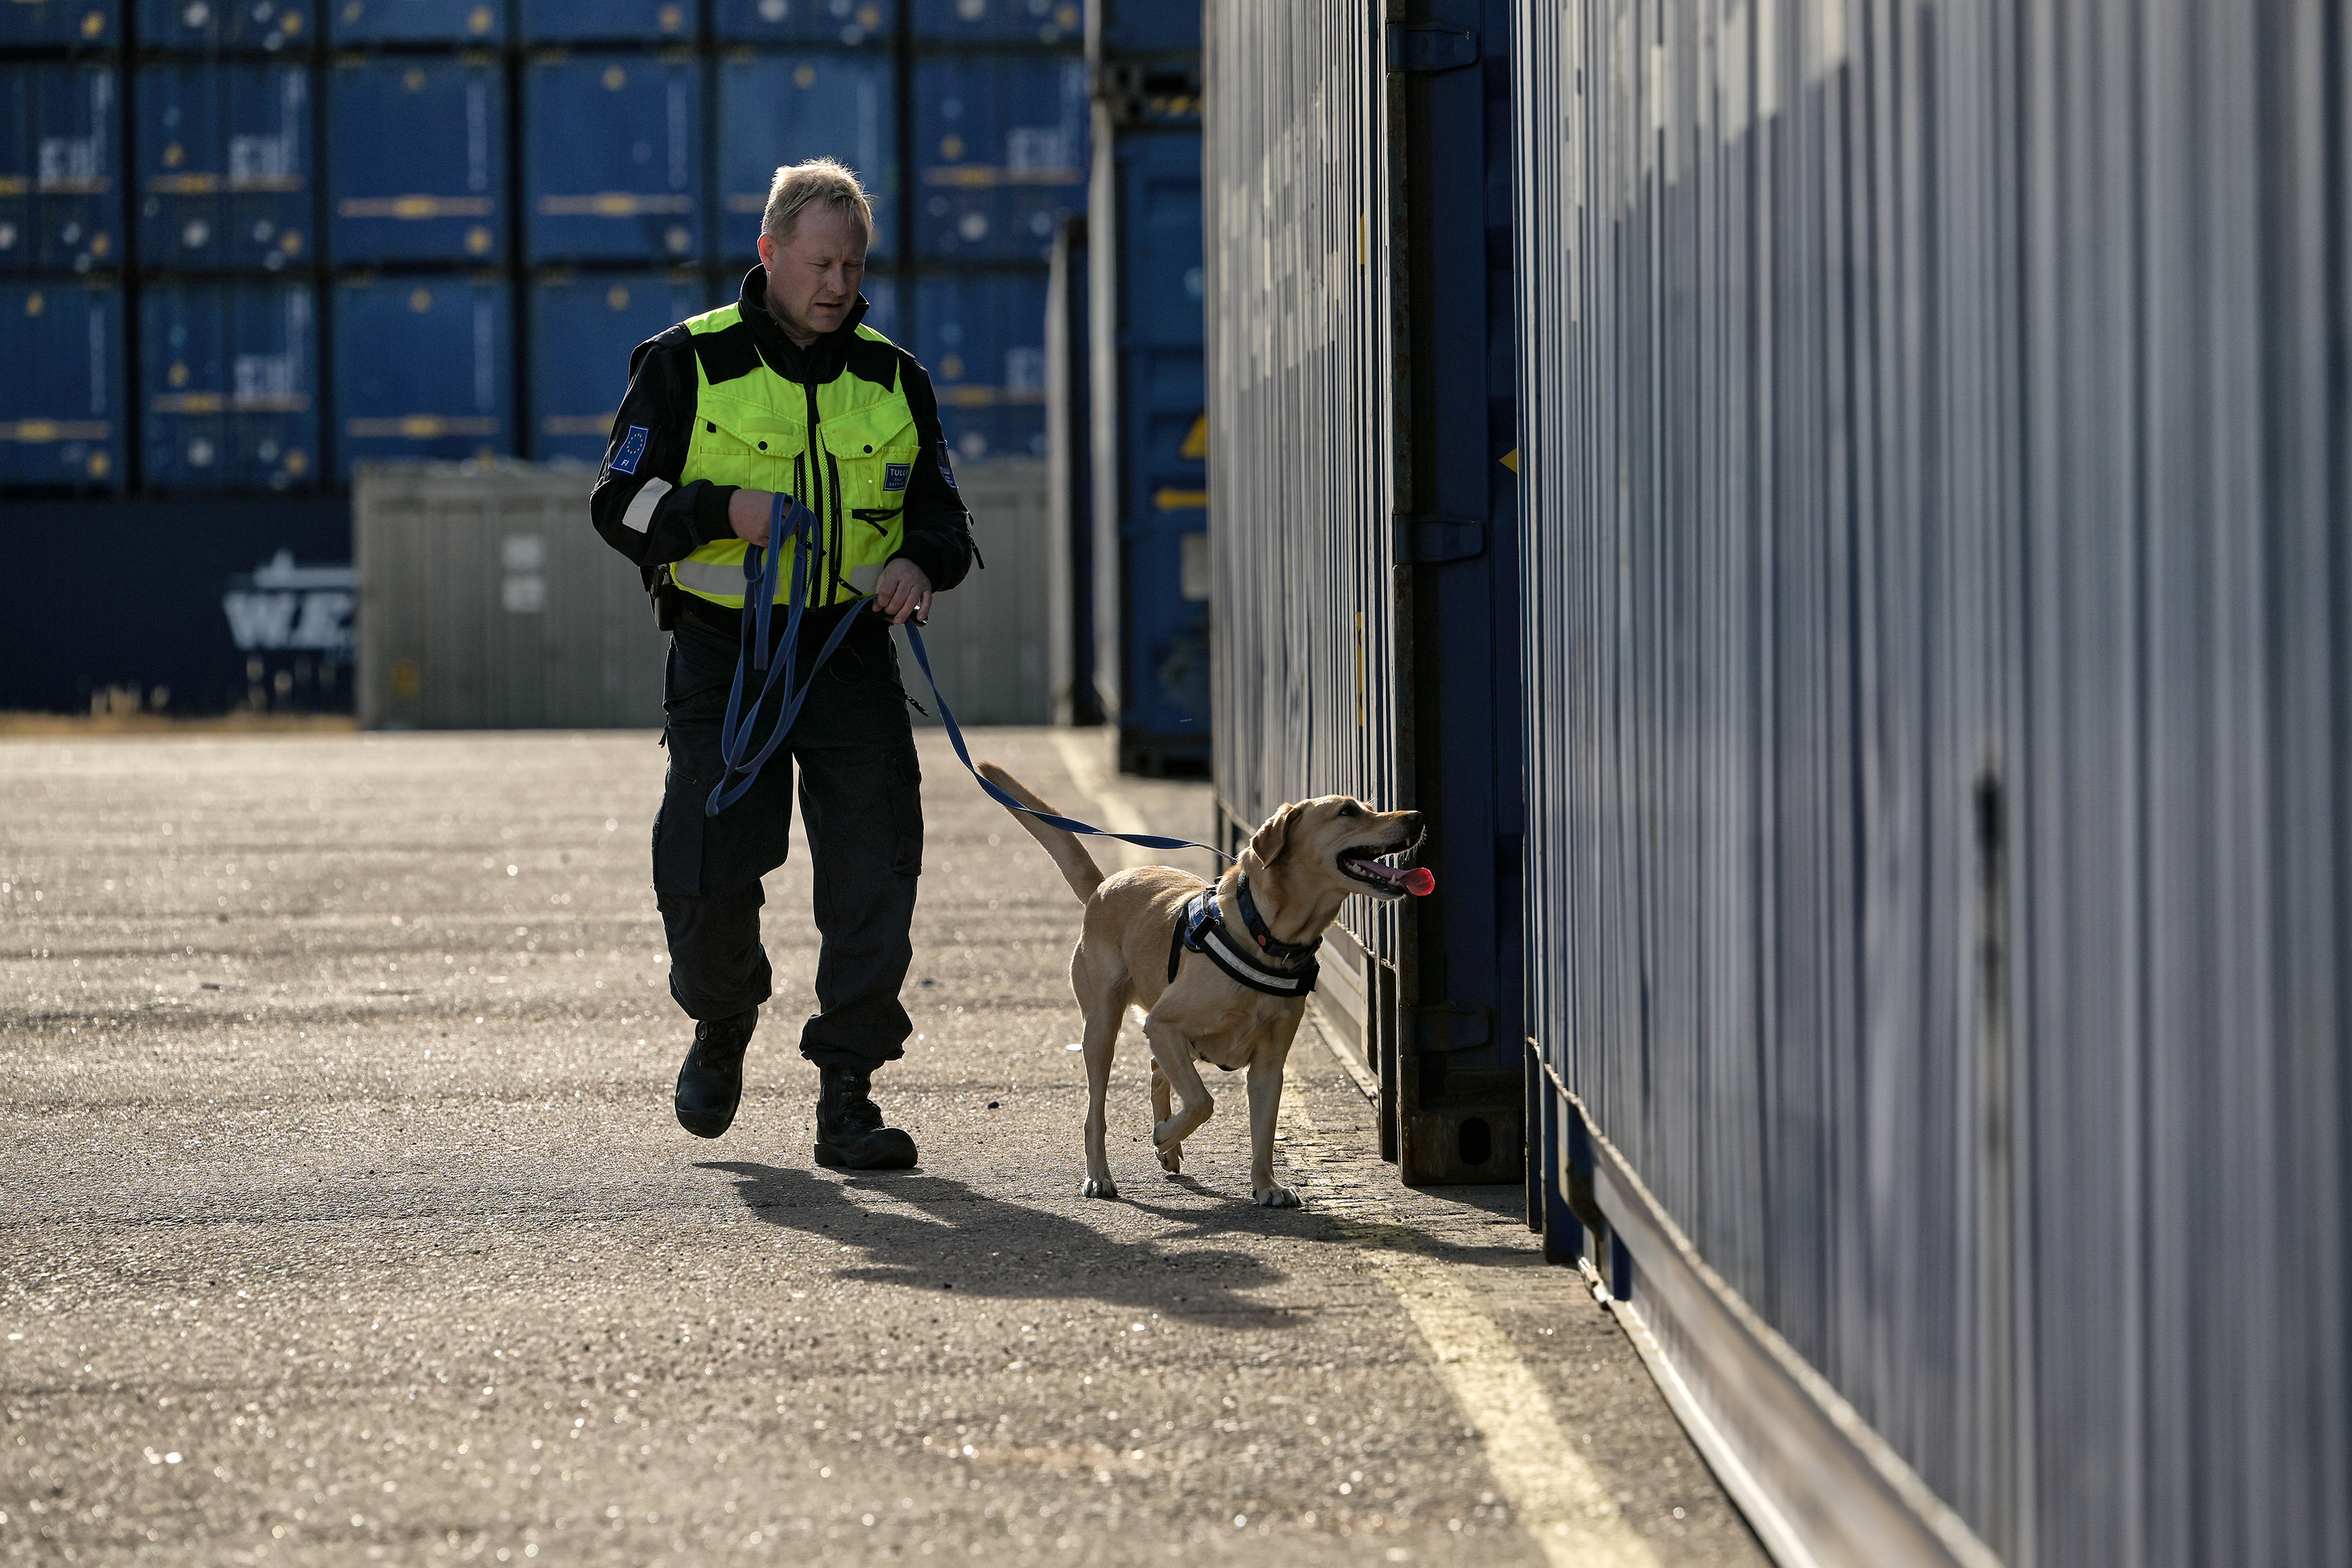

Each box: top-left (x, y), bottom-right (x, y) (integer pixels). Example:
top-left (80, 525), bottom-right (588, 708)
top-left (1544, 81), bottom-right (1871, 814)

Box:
top-left (1081, 1177), bottom-right (1120, 1201)
top-left (1156, 1144), bottom-right (1182, 1173)
top-left (1253, 1184), bottom-right (1302, 1209)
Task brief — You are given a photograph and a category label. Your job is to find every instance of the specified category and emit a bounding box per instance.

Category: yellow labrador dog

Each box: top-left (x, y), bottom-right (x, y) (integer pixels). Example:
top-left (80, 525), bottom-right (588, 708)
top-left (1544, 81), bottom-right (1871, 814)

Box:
top-left (977, 762), bottom-right (1428, 1207)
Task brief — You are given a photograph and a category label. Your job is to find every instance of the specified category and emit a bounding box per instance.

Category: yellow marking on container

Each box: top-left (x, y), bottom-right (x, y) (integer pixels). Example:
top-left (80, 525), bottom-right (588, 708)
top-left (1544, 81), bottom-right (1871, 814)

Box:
top-left (1179, 412), bottom-right (1208, 460)
top-left (1501, 447), bottom-right (1520, 473)
top-left (1152, 488), bottom-right (1209, 512)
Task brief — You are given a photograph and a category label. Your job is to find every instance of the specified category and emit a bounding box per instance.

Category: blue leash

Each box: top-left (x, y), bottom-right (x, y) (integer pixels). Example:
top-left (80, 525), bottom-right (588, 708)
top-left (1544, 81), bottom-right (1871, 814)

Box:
top-left (899, 618), bottom-right (1231, 861)
top-left (702, 491), bottom-right (1229, 861)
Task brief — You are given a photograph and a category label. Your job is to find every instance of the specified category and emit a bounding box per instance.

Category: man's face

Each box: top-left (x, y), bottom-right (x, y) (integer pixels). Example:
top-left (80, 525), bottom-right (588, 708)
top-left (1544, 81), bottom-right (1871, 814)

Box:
top-left (757, 205), bottom-right (868, 343)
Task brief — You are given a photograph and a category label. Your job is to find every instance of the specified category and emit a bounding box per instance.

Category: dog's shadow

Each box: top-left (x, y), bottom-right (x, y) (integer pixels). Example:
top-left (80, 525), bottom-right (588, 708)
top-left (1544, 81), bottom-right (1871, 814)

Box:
top-left (699, 1162), bottom-right (1310, 1327)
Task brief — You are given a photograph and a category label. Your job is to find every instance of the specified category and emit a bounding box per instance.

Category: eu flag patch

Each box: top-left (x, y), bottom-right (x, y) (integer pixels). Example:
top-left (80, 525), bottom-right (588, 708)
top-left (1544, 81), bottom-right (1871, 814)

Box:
top-left (611, 426), bottom-right (650, 475)
top-left (884, 463), bottom-right (912, 492)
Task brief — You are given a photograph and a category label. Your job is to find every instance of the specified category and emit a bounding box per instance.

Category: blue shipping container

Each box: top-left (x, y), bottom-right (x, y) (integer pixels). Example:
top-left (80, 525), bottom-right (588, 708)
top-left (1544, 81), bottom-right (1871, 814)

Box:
top-left (327, 0), bottom-right (502, 43)
top-left (713, 0), bottom-right (890, 46)
top-left (136, 0), bottom-right (304, 50)
top-left (714, 53), bottom-right (895, 265)
top-left (909, 0), bottom-right (1079, 45)
top-left (0, 499), bottom-right (353, 716)
top-left (518, 0), bottom-right (692, 42)
top-left (136, 64), bottom-right (314, 274)
top-left (0, 281), bottom-right (125, 492)
top-left (524, 56), bottom-right (702, 267)
top-left (526, 271), bottom-right (713, 463)
top-left (1112, 130), bottom-right (1207, 748)
top-left (332, 275), bottom-right (511, 478)
top-left (0, 0), bottom-right (115, 44)
top-left (913, 55), bottom-right (1087, 263)
top-left (0, 65), bottom-right (121, 276)
top-left (1095, 0), bottom-right (1193, 55)
top-left (914, 268), bottom-right (1046, 461)
top-left (328, 57), bottom-right (505, 266)
top-left (141, 283), bottom-right (319, 492)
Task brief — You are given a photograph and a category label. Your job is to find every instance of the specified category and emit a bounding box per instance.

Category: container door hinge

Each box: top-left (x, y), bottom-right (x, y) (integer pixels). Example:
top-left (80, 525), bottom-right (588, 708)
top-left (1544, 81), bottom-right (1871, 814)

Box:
top-left (1387, 24), bottom-right (1480, 73)
top-left (1408, 515), bottom-right (1487, 563)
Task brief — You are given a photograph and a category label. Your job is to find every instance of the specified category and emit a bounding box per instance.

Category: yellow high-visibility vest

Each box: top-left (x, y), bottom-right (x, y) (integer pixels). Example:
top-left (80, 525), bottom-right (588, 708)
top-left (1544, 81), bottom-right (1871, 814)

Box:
top-left (670, 303), bottom-right (922, 609)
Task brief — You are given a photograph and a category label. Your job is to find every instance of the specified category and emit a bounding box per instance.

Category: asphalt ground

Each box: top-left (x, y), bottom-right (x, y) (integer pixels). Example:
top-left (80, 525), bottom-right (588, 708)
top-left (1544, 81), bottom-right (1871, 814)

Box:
top-left (1, 725), bottom-right (1766, 1567)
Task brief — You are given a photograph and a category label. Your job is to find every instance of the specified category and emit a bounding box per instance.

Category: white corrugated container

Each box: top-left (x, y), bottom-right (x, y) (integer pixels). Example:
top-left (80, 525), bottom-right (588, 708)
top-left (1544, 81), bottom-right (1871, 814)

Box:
top-left (356, 459), bottom-right (1049, 732)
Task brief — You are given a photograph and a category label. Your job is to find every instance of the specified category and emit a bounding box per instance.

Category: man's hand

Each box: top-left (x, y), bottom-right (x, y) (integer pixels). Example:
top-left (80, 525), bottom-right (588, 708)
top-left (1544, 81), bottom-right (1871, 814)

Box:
top-left (872, 558), bottom-right (933, 626)
top-left (728, 488), bottom-right (777, 548)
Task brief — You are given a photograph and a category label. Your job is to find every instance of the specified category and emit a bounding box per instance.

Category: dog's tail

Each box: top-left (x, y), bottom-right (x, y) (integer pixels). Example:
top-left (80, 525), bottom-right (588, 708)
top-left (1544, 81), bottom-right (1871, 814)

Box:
top-left (977, 760), bottom-right (1103, 905)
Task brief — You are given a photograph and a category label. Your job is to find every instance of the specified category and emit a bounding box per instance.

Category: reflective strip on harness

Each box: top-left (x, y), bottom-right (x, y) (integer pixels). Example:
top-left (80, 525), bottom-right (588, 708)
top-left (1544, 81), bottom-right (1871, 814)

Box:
top-left (1168, 889), bottom-right (1319, 997)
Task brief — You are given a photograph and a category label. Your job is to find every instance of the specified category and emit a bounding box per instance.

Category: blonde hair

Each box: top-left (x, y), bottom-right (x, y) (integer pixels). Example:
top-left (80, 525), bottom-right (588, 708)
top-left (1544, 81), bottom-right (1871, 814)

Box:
top-left (760, 157), bottom-right (876, 248)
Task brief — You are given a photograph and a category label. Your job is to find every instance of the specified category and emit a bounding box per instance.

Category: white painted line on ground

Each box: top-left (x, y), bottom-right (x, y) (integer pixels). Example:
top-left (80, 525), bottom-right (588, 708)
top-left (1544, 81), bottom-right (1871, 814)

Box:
top-left (1047, 730), bottom-right (1153, 868)
top-left (1280, 1104), bottom-right (1664, 1568)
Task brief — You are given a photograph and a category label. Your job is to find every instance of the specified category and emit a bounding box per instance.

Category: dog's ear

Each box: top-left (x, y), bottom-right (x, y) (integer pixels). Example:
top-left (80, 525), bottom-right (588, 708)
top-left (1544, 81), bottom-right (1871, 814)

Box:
top-left (1250, 804), bottom-right (1296, 867)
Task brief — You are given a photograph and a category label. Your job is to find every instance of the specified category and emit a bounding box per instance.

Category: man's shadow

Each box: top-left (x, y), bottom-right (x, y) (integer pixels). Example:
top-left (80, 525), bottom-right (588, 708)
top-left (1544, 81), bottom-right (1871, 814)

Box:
top-left (699, 1162), bottom-right (1306, 1327)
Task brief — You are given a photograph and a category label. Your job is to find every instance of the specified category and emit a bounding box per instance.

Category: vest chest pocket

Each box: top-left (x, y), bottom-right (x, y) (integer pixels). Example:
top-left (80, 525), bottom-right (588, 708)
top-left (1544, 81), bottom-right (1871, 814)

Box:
top-left (827, 435), bottom-right (922, 532)
top-left (687, 406), bottom-right (806, 492)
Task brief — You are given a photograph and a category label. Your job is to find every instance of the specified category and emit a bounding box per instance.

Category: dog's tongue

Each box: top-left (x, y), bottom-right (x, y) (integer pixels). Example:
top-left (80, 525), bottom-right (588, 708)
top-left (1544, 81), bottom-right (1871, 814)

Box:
top-left (1403, 867), bottom-right (1436, 897)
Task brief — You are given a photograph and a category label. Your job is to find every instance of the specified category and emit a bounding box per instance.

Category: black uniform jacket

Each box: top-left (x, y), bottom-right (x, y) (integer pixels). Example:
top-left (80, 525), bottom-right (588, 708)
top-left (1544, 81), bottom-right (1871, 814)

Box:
top-left (589, 266), bottom-right (976, 597)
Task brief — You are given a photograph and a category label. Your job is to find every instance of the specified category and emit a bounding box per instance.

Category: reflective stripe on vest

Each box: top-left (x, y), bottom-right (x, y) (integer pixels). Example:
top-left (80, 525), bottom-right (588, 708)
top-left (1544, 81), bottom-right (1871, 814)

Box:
top-left (673, 305), bottom-right (921, 610)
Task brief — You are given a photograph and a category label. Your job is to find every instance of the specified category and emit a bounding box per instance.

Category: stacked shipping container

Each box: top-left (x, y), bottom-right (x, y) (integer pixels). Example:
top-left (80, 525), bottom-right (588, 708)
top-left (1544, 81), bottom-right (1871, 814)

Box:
top-left (1, 1), bottom-right (1091, 713)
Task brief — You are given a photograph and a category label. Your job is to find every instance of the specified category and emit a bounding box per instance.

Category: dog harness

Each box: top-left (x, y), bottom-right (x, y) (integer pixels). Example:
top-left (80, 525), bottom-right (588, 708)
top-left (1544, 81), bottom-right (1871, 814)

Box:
top-left (1167, 876), bottom-right (1320, 997)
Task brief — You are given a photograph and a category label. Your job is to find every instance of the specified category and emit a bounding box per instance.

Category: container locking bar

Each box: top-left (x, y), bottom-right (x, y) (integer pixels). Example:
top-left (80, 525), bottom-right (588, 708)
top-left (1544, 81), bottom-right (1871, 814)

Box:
top-left (1387, 24), bottom-right (1480, 74)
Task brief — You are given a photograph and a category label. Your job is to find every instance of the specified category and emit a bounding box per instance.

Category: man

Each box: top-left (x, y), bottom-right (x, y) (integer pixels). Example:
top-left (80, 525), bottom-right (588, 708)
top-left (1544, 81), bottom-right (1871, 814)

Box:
top-left (590, 158), bottom-right (975, 1169)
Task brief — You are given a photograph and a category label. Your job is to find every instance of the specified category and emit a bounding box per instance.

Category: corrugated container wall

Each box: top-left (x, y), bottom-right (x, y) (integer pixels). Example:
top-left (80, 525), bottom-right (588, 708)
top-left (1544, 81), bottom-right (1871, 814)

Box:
top-left (135, 63), bottom-right (313, 274)
top-left (140, 281), bottom-right (319, 491)
top-left (1087, 0), bottom-right (1207, 774)
top-left (911, 0), bottom-right (1080, 45)
top-left (137, 0), bottom-right (302, 50)
top-left (0, 279), bottom-right (125, 490)
top-left (912, 53), bottom-right (1086, 263)
top-left (2, 64), bottom-right (121, 274)
top-left (527, 270), bottom-right (715, 465)
top-left (522, 54), bottom-right (702, 267)
top-left (355, 464), bottom-right (664, 730)
top-left (516, 0), bottom-right (694, 45)
top-left (328, 56), bottom-right (504, 267)
top-left (1202, 0), bottom-right (1402, 1098)
top-left (1511, 1), bottom-right (2350, 1565)
top-left (914, 268), bottom-right (1047, 462)
top-left (715, 51), bottom-right (896, 263)
top-left (332, 274), bottom-right (510, 477)
top-left (712, 0), bottom-right (891, 47)
top-left (327, 0), bottom-right (503, 45)
top-left (1, 0), bottom-right (114, 45)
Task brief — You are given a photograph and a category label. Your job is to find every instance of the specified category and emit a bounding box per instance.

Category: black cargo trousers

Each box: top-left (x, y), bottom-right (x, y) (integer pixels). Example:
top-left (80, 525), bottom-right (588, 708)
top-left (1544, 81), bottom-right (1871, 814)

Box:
top-left (652, 602), bottom-right (924, 1072)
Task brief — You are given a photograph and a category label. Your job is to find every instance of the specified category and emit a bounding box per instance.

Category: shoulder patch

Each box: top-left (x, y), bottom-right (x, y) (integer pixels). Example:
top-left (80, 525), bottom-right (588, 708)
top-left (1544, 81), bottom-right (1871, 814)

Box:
top-left (689, 321), bottom-right (763, 386)
top-left (937, 440), bottom-right (957, 490)
top-left (609, 426), bottom-right (650, 475)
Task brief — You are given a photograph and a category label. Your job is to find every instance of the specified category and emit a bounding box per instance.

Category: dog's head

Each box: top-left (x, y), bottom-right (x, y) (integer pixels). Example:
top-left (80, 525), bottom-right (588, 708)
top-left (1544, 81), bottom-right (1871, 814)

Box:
top-left (1246, 797), bottom-right (1428, 902)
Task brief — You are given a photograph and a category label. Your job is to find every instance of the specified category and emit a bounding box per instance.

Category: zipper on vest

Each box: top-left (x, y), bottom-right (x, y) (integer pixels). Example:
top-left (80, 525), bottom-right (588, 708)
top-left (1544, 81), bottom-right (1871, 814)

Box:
top-left (802, 380), bottom-right (826, 610)
top-left (791, 452), bottom-right (808, 609)
top-left (825, 451), bottom-right (848, 602)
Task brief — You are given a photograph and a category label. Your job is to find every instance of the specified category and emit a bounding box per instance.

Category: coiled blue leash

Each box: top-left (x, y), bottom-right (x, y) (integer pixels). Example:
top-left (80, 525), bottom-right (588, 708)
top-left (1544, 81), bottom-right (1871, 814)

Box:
top-left (705, 492), bottom-right (873, 816)
top-left (705, 490), bottom-right (1229, 861)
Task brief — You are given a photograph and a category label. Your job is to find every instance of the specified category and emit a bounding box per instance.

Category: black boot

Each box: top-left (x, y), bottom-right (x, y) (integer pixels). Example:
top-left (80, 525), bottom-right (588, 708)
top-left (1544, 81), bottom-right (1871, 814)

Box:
top-left (674, 1010), bottom-right (757, 1138)
top-left (814, 1065), bottom-right (918, 1170)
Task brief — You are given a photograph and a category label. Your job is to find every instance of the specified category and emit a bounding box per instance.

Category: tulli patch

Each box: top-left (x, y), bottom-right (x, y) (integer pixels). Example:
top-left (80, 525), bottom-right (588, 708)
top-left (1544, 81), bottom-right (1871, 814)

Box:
top-left (610, 425), bottom-right (649, 475)
top-left (884, 462), bottom-right (912, 492)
